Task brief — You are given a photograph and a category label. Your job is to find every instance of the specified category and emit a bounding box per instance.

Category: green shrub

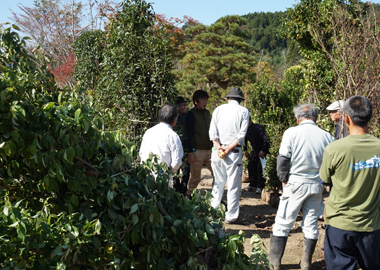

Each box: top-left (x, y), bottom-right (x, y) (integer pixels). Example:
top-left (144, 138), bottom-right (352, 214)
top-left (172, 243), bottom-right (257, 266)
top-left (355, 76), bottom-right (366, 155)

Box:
top-left (247, 67), bottom-right (304, 191)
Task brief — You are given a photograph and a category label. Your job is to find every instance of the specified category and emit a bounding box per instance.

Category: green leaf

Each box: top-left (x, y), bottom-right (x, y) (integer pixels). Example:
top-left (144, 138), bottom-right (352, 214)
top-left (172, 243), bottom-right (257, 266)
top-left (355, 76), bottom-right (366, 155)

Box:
top-left (107, 190), bottom-right (114, 201)
top-left (3, 205), bottom-right (9, 216)
top-left (11, 104), bottom-right (26, 120)
top-left (93, 236), bottom-right (101, 251)
top-left (130, 203), bottom-right (138, 214)
top-left (11, 24), bottom-right (20, 31)
top-left (75, 145), bottom-right (83, 158)
top-left (108, 209), bottom-right (117, 220)
top-left (75, 108), bottom-right (81, 122)
top-left (131, 231), bottom-right (139, 244)
top-left (51, 246), bottom-right (63, 259)
top-left (173, 220), bottom-right (183, 226)
top-left (64, 147), bottom-right (75, 162)
top-left (83, 120), bottom-right (90, 132)
top-left (130, 144), bottom-right (137, 157)
top-left (94, 220), bottom-right (101, 235)
top-left (194, 218), bottom-right (202, 229)
top-left (43, 102), bottom-right (55, 111)
top-left (205, 224), bottom-right (215, 235)
top-left (17, 222), bottom-right (26, 243)
top-left (132, 214), bottom-right (138, 225)
top-left (70, 194), bottom-right (79, 206)
top-left (228, 240), bottom-right (237, 251)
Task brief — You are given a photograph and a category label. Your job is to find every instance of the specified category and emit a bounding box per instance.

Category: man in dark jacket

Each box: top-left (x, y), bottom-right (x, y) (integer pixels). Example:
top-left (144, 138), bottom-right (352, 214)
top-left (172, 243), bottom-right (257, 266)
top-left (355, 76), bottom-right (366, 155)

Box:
top-left (184, 90), bottom-right (214, 195)
top-left (172, 96), bottom-right (190, 195)
top-left (243, 117), bottom-right (270, 194)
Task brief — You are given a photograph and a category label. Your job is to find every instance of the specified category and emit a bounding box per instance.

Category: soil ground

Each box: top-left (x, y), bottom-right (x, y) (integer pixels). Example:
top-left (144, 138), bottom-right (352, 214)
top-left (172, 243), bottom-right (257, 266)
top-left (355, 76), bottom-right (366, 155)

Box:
top-left (196, 168), bottom-right (327, 270)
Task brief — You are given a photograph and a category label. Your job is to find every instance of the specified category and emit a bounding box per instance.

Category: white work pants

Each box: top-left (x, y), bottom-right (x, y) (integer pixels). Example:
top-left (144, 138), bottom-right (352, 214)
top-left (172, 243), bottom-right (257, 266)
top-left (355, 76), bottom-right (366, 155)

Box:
top-left (272, 180), bottom-right (323, 240)
top-left (211, 148), bottom-right (243, 222)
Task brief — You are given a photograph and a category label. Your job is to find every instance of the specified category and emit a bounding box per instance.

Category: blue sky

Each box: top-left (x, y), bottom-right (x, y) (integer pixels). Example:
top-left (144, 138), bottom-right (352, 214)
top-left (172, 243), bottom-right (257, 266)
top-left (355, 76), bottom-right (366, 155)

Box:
top-left (2, 0), bottom-right (380, 26)
top-left (151, 0), bottom-right (300, 25)
top-left (0, 0), bottom-right (299, 26)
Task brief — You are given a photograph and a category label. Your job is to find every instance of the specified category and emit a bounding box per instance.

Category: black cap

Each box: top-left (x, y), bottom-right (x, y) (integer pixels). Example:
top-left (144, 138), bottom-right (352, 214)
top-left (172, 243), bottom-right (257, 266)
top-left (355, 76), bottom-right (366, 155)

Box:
top-left (176, 96), bottom-right (187, 104)
top-left (225, 87), bottom-right (245, 100)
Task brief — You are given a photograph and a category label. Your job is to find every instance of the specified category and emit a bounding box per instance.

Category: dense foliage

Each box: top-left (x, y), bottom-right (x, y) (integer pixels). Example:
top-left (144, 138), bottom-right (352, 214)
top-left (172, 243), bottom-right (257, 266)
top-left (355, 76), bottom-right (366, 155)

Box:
top-left (74, 30), bottom-right (104, 91)
top-left (242, 12), bottom-right (300, 74)
top-left (74, 0), bottom-right (176, 143)
top-left (281, 0), bottom-right (376, 106)
top-left (247, 66), bottom-right (304, 191)
top-left (175, 15), bottom-right (257, 105)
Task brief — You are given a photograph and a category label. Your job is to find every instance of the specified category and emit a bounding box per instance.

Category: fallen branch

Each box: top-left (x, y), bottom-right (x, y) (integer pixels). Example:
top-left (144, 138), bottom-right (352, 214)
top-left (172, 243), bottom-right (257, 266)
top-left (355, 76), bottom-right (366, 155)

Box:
top-left (156, 202), bottom-right (169, 216)
top-left (75, 157), bottom-right (105, 177)
top-left (110, 169), bottom-right (132, 178)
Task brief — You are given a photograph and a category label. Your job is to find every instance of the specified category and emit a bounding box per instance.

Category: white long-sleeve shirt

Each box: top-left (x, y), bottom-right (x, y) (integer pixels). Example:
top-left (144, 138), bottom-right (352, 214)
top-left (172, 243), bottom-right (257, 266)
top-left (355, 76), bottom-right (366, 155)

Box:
top-left (139, 123), bottom-right (183, 172)
top-left (209, 100), bottom-right (250, 146)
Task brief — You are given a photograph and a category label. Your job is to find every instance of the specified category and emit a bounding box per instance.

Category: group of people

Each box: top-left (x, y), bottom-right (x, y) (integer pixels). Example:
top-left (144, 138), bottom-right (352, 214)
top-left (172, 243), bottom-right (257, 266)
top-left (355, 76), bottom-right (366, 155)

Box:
top-left (269, 96), bottom-right (380, 270)
top-left (139, 89), bottom-right (380, 270)
top-left (139, 87), bottom-right (254, 224)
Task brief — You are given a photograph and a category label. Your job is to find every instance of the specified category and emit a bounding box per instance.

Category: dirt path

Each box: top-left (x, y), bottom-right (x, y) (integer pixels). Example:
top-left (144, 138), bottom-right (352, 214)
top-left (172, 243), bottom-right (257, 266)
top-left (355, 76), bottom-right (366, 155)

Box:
top-left (197, 168), bottom-right (326, 270)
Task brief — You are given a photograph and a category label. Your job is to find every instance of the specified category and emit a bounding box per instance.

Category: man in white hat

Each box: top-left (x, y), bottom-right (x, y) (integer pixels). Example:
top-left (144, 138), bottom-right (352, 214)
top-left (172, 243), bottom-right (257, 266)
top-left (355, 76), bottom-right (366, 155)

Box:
top-left (326, 100), bottom-right (348, 139)
top-left (209, 87), bottom-right (250, 224)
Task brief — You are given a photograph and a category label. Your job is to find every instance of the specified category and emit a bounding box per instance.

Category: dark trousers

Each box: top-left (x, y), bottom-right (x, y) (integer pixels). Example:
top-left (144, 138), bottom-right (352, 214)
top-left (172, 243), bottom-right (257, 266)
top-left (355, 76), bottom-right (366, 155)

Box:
top-left (247, 157), bottom-right (265, 189)
top-left (325, 225), bottom-right (380, 270)
top-left (173, 161), bottom-right (190, 195)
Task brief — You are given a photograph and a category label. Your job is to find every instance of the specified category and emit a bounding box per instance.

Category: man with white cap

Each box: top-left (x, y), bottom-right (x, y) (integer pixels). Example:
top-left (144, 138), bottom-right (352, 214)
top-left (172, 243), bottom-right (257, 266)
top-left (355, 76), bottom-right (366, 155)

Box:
top-left (209, 87), bottom-right (250, 224)
top-left (326, 100), bottom-right (348, 139)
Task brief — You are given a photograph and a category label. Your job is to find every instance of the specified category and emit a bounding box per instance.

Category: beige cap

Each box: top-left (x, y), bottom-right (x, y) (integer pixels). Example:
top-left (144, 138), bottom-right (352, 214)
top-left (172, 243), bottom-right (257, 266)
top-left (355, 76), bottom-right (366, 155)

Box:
top-left (326, 100), bottom-right (344, 111)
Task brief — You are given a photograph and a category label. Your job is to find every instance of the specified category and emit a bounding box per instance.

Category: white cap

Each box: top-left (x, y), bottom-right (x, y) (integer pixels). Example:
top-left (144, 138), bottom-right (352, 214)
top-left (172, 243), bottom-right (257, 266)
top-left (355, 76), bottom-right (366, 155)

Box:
top-left (326, 100), bottom-right (344, 111)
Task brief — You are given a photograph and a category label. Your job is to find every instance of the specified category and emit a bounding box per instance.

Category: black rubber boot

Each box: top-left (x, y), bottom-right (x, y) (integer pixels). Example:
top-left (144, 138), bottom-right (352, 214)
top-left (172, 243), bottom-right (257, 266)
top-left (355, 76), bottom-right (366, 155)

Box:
top-left (268, 234), bottom-right (288, 270)
top-left (300, 237), bottom-right (317, 270)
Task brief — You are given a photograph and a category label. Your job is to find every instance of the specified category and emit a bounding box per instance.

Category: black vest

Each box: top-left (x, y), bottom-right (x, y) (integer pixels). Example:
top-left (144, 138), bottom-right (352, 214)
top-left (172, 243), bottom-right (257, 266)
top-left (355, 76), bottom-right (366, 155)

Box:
top-left (189, 108), bottom-right (213, 150)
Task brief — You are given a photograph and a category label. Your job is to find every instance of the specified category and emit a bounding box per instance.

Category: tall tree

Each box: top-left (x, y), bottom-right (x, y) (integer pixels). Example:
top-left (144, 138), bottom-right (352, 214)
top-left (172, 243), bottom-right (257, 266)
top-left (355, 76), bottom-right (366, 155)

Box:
top-left (308, 2), bottom-right (380, 101)
top-left (175, 15), bottom-right (257, 97)
top-left (73, 30), bottom-right (104, 91)
top-left (154, 14), bottom-right (199, 61)
top-left (10, 0), bottom-right (84, 62)
top-left (10, 0), bottom-right (117, 88)
top-left (88, 0), bottom-right (176, 142)
top-left (281, 0), bottom-right (372, 107)
top-left (308, 1), bottom-right (380, 130)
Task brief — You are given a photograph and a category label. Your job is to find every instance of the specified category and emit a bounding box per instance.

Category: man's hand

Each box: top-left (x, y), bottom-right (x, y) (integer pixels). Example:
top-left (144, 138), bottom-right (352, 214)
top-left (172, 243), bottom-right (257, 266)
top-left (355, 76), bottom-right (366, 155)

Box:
top-left (221, 146), bottom-right (231, 154)
top-left (282, 181), bottom-right (287, 187)
top-left (259, 151), bottom-right (265, 159)
top-left (188, 152), bottom-right (195, 164)
top-left (244, 150), bottom-right (251, 158)
top-left (218, 148), bottom-right (226, 159)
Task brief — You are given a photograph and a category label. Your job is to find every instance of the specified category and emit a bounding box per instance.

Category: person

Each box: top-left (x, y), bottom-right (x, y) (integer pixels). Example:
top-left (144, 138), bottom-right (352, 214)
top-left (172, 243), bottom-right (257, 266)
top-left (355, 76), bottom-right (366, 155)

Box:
top-left (139, 104), bottom-right (183, 186)
top-left (268, 104), bottom-right (333, 270)
top-left (243, 117), bottom-right (270, 194)
top-left (320, 96), bottom-right (380, 270)
top-left (184, 90), bottom-right (214, 195)
top-left (175, 96), bottom-right (188, 131)
top-left (209, 87), bottom-right (250, 224)
top-left (326, 100), bottom-right (348, 139)
top-left (172, 96), bottom-right (190, 194)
